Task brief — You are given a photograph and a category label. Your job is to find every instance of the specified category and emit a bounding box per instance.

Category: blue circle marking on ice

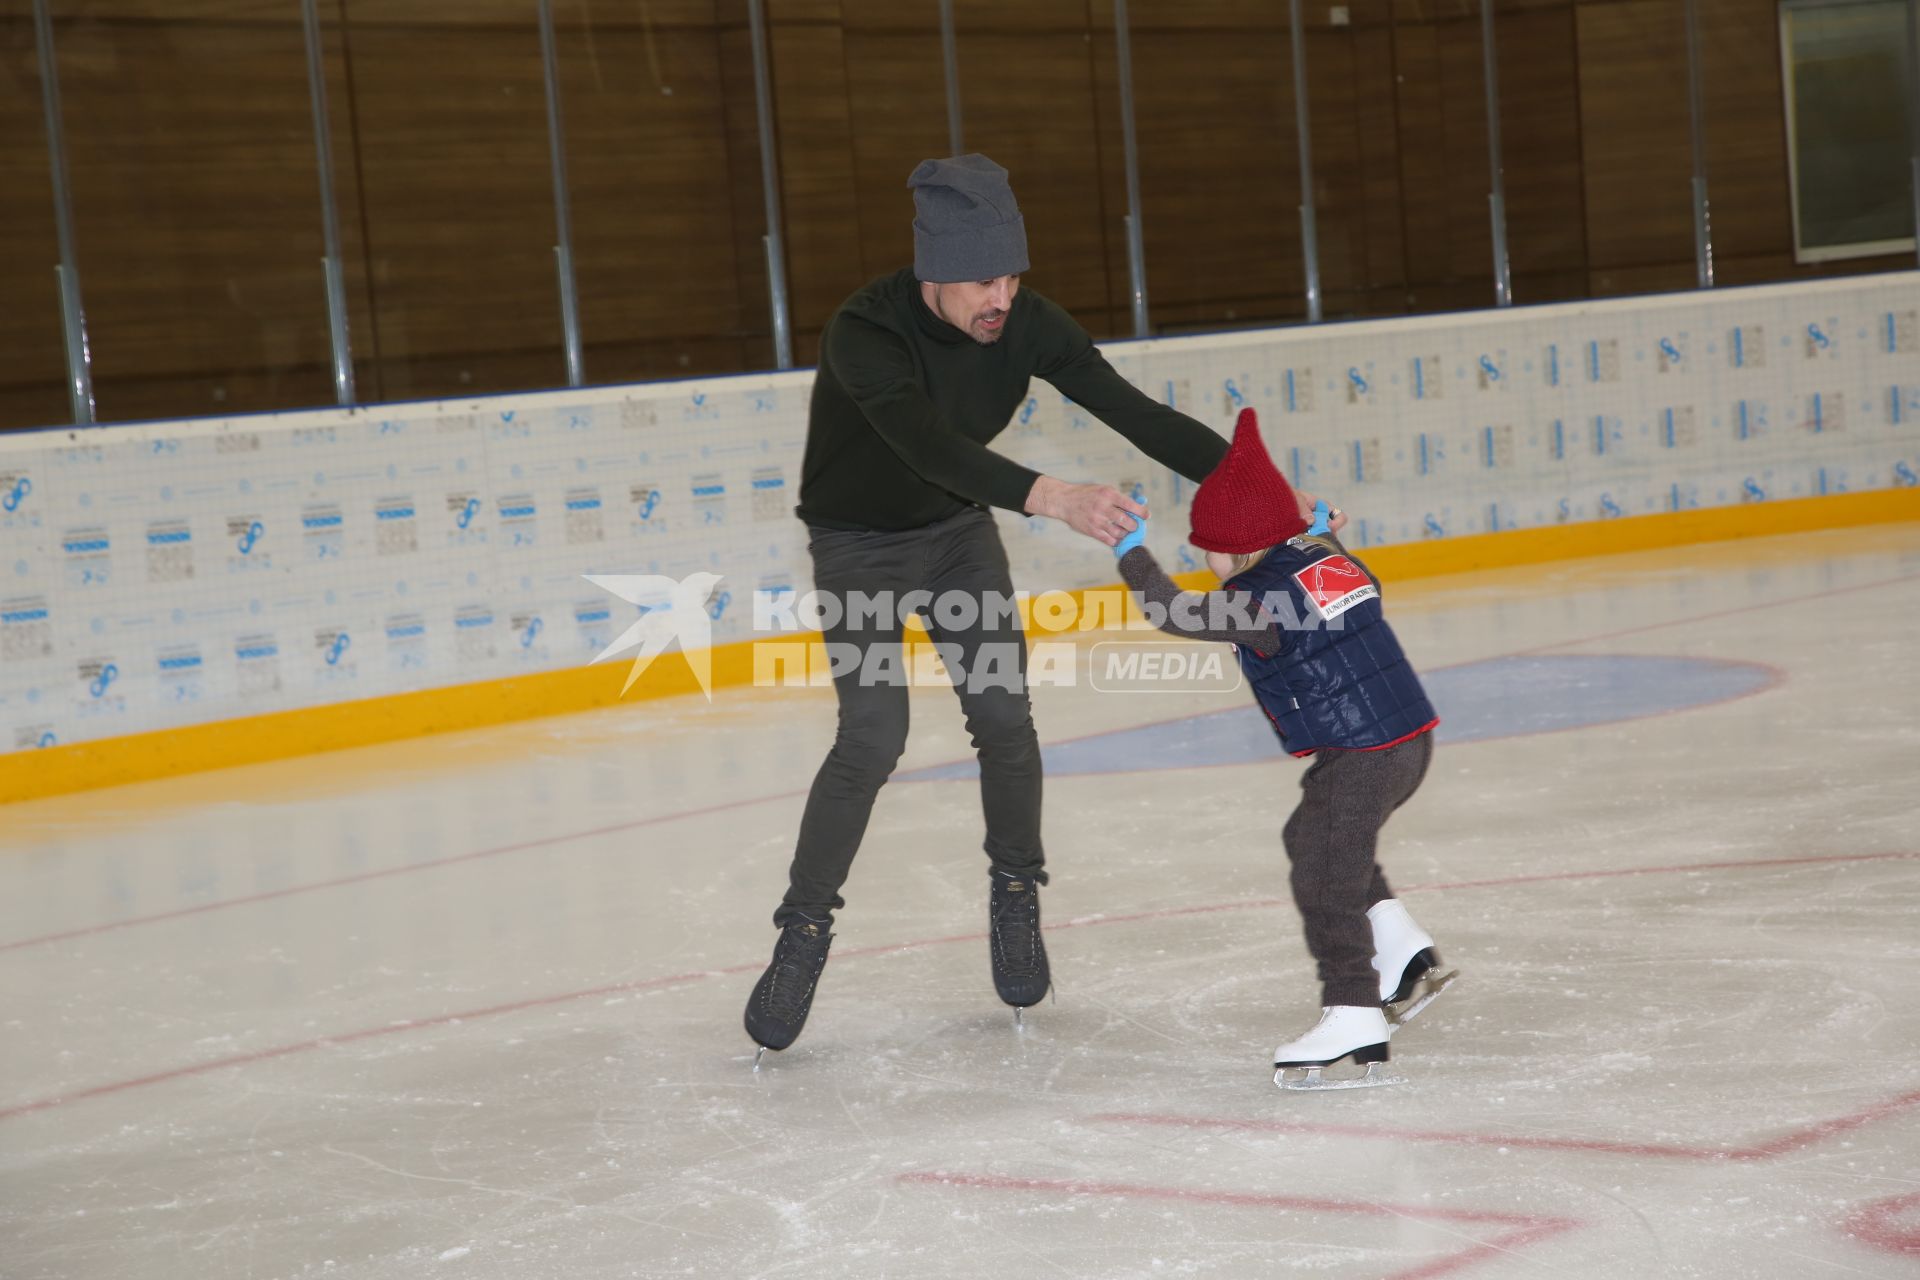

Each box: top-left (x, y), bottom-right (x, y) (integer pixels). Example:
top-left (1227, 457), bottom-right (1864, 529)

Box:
top-left (897, 653), bottom-right (1777, 781)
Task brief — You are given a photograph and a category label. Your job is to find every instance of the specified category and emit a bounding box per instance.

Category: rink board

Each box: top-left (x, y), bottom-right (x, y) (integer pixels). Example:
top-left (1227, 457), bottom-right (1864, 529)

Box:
top-left (2, 271), bottom-right (1917, 800)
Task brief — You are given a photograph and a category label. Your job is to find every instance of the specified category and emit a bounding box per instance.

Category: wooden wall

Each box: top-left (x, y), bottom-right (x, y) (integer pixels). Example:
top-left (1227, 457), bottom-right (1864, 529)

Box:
top-left (0, 0), bottom-right (1909, 431)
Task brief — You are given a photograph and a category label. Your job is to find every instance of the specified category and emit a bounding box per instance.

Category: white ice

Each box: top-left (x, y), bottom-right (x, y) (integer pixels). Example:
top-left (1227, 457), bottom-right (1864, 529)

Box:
top-left (2, 524), bottom-right (1918, 1279)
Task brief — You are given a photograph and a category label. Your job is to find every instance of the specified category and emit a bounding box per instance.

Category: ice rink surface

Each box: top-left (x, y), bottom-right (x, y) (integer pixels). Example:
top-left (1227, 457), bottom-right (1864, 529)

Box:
top-left (3, 523), bottom-right (1918, 1279)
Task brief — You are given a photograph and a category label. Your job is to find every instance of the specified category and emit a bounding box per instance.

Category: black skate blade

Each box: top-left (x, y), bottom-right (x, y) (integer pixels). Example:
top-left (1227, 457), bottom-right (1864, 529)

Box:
top-left (1385, 967), bottom-right (1459, 1028)
top-left (1385, 949), bottom-right (1439, 1006)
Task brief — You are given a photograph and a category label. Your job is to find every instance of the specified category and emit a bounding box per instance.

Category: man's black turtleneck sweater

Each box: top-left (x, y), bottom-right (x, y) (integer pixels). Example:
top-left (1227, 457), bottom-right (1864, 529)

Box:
top-left (796, 268), bottom-right (1229, 532)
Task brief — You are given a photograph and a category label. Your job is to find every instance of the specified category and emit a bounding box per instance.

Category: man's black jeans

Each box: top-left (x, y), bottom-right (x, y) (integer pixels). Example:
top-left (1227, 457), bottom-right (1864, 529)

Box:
top-left (775, 506), bottom-right (1045, 926)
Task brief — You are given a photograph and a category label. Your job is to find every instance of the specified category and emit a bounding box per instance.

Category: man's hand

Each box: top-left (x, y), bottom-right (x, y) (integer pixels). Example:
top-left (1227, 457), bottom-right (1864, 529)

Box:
top-left (1025, 475), bottom-right (1149, 548)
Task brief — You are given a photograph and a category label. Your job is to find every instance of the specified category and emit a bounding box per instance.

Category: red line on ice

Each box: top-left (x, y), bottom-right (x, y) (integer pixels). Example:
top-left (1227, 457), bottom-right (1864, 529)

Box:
top-left (1090, 1087), bottom-right (1920, 1164)
top-left (895, 1171), bottom-right (1583, 1280)
top-left (3, 848), bottom-right (1912, 1123)
top-left (0, 790), bottom-right (810, 954)
top-left (1843, 1191), bottom-right (1920, 1256)
top-left (4, 569), bottom-right (1909, 955)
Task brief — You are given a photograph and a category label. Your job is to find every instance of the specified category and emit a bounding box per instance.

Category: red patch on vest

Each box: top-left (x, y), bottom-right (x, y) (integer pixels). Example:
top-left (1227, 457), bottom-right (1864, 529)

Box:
top-left (1294, 554), bottom-right (1379, 621)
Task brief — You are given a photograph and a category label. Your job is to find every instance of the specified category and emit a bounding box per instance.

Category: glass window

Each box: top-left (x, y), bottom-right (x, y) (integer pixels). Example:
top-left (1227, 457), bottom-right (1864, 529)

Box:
top-left (1779, 0), bottom-right (1917, 262)
top-left (0, 11), bottom-right (71, 432)
top-left (45, 2), bottom-right (351, 425)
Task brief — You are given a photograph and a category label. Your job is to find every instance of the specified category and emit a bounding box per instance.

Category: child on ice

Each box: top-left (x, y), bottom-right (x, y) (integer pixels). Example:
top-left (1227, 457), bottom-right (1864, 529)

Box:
top-left (1115, 408), bottom-right (1454, 1089)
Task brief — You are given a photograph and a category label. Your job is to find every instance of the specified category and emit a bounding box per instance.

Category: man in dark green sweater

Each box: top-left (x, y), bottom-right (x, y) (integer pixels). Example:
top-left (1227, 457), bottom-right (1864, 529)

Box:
top-left (745, 154), bottom-right (1230, 1060)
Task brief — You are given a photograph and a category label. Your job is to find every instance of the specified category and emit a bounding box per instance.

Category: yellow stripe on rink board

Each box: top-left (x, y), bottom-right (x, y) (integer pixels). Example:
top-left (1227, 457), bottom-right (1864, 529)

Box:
top-left (4, 488), bottom-right (1917, 805)
top-left (1316, 487), bottom-right (1920, 582)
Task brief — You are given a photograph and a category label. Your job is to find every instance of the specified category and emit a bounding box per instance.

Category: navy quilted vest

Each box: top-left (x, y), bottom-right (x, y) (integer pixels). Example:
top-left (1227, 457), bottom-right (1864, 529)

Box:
top-left (1226, 536), bottom-right (1438, 756)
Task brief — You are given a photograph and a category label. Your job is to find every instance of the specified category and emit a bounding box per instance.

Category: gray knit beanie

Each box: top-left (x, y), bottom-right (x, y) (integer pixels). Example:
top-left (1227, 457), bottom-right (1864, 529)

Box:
top-left (908, 154), bottom-right (1029, 283)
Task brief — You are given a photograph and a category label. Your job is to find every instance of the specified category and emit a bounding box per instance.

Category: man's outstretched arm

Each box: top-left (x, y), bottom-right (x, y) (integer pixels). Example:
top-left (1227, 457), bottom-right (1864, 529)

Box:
top-left (1029, 295), bottom-right (1229, 484)
top-left (832, 314), bottom-right (1153, 545)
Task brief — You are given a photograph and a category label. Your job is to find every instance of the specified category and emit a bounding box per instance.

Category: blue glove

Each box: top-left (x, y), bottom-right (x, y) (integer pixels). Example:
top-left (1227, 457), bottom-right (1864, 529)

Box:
top-left (1306, 500), bottom-right (1332, 536)
top-left (1114, 514), bottom-right (1149, 557)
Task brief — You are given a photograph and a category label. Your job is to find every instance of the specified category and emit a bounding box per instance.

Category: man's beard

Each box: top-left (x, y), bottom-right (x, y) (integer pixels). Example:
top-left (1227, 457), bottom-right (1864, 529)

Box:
top-left (970, 310), bottom-right (1008, 344)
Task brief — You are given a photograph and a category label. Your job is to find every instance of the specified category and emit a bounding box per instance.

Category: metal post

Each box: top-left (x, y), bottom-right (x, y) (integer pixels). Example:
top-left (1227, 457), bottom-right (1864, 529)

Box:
top-left (938, 0), bottom-right (963, 156)
top-left (1114, 0), bottom-right (1150, 337)
top-left (1683, 0), bottom-right (1714, 287)
top-left (32, 0), bottom-right (95, 425)
top-left (1479, 0), bottom-right (1513, 306)
top-left (1289, 0), bottom-right (1322, 323)
top-left (300, 0), bottom-right (357, 405)
top-left (537, 0), bottom-right (585, 386)
top-left (747, 0), bottom-right (793, 370)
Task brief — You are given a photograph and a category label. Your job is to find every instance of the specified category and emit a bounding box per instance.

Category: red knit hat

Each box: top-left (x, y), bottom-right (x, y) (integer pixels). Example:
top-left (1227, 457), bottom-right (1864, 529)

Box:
top-left (1188, 408), bottom-right (1306, 554)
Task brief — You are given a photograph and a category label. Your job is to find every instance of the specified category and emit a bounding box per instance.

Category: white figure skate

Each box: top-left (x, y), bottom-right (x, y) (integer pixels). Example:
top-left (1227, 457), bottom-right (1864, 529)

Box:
top-left (1369, 898), bottom-right (1457, 1027)
top-left (1272, 1005), bottom-right (1404, 1090)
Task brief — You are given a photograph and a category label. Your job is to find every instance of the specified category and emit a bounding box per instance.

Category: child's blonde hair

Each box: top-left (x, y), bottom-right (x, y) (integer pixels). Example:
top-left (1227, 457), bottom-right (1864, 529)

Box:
top-left (1226, 546), bottom-right (1271, 576)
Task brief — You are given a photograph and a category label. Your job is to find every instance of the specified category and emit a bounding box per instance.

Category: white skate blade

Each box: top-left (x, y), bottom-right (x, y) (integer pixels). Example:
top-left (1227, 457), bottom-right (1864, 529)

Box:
top-left (1273, 1061), bottom-right (1405, 1091)
top-left (1385, 967), bottom-right (1459, 1028)
top-left (752, 1045), bottom-right (769, 1071)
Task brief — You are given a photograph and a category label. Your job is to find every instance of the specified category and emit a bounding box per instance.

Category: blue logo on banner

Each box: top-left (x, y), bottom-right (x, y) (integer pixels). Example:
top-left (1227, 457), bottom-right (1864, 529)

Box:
top-left (237, 521), bottom-right (264, 554)
top-left (457, 497), bottom-right (481, 529)
top-left (1423, 514), bottom-right (1445, 538)
top-left (1807, 323), bottom-right (1830, 350)
top-left (1599, 493), bottom-right (1624, 518)
top-left (1019, 397), bottom-right (1039, 425)
top-left (1177, 547), bottom-right (1197, 572)
top-left (1742, 477), bottom-right (1767, 502)
top-left (1224, 379), bottom-right (1246, 407)
top-left (521, 617), bottom-right (544, 648)
top-left (637, 490), bottom-right (661, 520)
top-left (38, 731), bottom-right (56, 749)
top-left (89, 663), bottom-right (119, 698)
top-left (1478, 355), bottom-right (1501, 382)
top-left (3, 476), bottom-right (31, 512)
top-left (1347, 368), bottom-right (1369, 396)
top-left (325, 633), bottom-right (351, 665)
top-left (708, 591), bottom-right (732, 622)
top-left (1659, 338), bottom-right (1682, 365)
top-left (1895, 461), bottom-right (1918, 487)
